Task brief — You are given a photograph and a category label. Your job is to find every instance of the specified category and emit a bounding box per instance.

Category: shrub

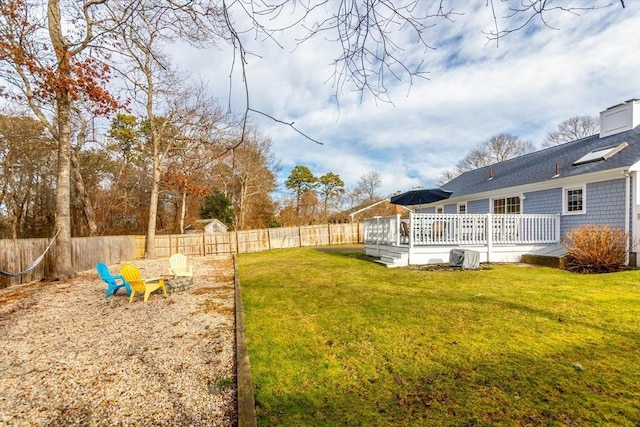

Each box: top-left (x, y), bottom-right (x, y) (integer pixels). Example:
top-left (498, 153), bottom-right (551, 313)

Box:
top-left (563, 225), bottom-right (629, 273)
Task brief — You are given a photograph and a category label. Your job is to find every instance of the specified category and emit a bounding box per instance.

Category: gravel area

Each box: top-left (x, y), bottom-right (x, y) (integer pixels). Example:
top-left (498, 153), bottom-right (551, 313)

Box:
top-left (0, 255), bottom-right (237, 427)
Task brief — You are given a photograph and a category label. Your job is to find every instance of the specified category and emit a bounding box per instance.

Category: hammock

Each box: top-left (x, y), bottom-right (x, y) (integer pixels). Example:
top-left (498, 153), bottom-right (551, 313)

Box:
top-left (0, 229), bottom-right (60, 277)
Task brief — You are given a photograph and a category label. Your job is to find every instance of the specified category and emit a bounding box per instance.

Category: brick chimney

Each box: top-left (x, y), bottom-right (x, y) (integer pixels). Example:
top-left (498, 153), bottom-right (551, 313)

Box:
top-left (599, 99), bottom-right (640, 138)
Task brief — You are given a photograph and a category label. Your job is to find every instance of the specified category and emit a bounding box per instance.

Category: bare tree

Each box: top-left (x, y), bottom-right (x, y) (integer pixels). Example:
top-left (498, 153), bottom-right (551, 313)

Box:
top-left (355, 171), bottom-right (382, 202)
top-left (542, 116), bottom-right (599, 147)
top-left (226, 133), bottom-right (279, 230)
top-left (164, 147), bottom-right (214, 235)
top-left (484, 0), bottom-right (625, 44)
top-left (438, 133), bottom-right (535, 183)
top-left (226, 1), bottom-right (623, 104)
top-left (70, 108), bottom-right (99, 236)
top-left (113, 2), bottom-right (231, 257)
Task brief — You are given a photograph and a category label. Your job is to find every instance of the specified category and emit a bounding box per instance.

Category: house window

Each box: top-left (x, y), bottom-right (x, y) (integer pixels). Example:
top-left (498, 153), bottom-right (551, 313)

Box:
top-left (458, 203), bottom-right (467, 214)
top-left (492, 196), bottom-right (520, 214)
top-left (436, 205), bottom-right (444, 214)
top-left (563, 186), bottom-right (585, 214)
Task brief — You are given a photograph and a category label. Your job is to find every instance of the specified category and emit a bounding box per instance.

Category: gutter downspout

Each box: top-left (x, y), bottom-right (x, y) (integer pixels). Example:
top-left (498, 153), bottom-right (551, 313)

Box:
top-left (624, 171), bottom-right (631, 265)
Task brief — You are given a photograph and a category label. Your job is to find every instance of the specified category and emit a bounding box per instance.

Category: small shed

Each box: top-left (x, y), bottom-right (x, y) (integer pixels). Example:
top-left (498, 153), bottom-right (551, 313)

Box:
top-left (185, 219), bottom-right (229, 234)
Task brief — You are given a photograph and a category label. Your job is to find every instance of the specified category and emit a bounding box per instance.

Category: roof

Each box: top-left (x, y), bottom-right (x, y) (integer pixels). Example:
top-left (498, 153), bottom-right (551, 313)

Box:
top-left (333, 198), bottom-right (410, 222)
top-left (441, 125), bottom-right (640, 198)
top-left (185, 218), bottom-right (228, 232)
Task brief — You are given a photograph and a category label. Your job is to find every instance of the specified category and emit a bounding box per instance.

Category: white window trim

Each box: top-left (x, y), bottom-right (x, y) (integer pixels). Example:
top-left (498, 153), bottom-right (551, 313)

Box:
top-left (490, 195), bottom-right (522, 214)
top-left (435, 205), bottom-right (444, 214)
top-left (457, 203), bottom-right (467, 214)
top-left (563, 184), bottom-right (586, 215)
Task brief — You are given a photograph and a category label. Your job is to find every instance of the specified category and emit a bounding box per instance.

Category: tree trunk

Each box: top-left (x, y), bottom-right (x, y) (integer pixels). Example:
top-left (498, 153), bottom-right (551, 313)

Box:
top-left (237, 177), bottom-right (249, 230)
top-left (53, 94), bottom-right (75, 279)
top-left (48, 0), bottom-right (74, 280)
top-left (9, 203), bottom-right (17, 240)
top-left (71, 149), bottom-right (98, 236)
top-left (179, 189), bottom-right (187, 234)
top-left (145, 160), bottom-right (161, 258)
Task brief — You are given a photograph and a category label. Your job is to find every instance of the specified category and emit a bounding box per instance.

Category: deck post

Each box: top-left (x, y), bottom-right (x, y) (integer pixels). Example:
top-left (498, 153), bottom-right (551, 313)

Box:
top-left (375, 217), bottom-right (381, 255)
top-left (409, 213), bottom-right (414, 249)
top-left (408, 213), bottom-right (414, 265)
top-left (395, 214), bottom-right (401, 246)
top-left (486, 213), bottom-right (493, 262)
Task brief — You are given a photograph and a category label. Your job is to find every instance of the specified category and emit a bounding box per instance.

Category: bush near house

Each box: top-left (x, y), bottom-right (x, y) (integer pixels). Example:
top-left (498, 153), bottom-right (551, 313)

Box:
top-left (563, 225), bottom-right (629, 273)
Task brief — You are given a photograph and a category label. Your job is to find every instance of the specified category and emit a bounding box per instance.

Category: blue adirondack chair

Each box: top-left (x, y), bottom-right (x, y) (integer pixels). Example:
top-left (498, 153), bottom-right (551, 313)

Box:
top-left (97, 262), bottom-right (131, 298)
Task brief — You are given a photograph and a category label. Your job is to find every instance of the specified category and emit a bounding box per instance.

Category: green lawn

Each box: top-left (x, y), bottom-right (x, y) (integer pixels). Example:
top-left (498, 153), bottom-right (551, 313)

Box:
top-left (238, 246), bottom-right (640, 426)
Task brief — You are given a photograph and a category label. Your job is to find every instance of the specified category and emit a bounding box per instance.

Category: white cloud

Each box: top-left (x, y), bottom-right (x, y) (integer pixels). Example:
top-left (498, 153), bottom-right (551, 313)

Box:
top-left (172, 1), bottom-right (640, 197)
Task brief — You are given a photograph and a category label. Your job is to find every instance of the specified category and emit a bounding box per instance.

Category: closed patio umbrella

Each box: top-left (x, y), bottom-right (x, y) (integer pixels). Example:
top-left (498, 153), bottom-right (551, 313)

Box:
top-left (390, 188), bottom-right (452, 206)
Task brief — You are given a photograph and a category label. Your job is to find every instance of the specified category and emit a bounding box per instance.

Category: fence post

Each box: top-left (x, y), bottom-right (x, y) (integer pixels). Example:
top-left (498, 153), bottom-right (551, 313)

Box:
top-left (267, 228), bottom-right (272, 250)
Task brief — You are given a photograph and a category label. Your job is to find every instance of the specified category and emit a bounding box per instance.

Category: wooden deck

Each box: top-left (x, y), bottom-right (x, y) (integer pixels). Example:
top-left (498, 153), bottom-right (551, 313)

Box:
top-left (364, 213), bottom-right (561, 267)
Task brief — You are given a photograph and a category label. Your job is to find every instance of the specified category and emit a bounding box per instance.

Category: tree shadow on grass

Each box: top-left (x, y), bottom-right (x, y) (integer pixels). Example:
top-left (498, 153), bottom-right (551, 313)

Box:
top-left (253, 338), bottom-right (640, 426)
top-left (313, 246), bottom-right (381, 264)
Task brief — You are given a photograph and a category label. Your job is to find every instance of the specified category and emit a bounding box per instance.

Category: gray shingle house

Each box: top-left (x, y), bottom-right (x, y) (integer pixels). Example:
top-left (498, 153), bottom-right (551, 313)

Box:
top-left (364, 99), bottom-right (640, 267)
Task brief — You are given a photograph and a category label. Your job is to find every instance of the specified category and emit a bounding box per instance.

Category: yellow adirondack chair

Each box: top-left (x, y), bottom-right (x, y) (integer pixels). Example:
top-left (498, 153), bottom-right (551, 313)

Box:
top-left (169, 253), bottom-right (193, 277)
top-left (120, 263), bottom-right (168, 303)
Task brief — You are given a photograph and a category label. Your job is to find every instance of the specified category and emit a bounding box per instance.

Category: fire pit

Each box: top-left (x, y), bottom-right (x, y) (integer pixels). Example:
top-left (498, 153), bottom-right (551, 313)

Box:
top-left (162, 275), bottom-right (193, 293)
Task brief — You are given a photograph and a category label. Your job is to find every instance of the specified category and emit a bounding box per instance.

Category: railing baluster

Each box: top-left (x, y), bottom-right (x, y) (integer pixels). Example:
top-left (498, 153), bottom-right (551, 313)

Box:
top-left (365, 213), bottom-right (560, 247)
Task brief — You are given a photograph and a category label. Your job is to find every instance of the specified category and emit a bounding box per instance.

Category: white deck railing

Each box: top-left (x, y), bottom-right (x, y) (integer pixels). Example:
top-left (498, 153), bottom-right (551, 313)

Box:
top-left (364, 213), bottom-right (560, 247)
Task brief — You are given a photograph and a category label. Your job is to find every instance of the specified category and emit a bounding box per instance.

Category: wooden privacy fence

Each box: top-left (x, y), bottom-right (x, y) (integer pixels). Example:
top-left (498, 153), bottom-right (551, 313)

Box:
top-left (0, 235), bottom-right (137, 288)
top-left (142, 223), bottom-right (363, 258)
top-left (1, 223), bottom-right (363, 288)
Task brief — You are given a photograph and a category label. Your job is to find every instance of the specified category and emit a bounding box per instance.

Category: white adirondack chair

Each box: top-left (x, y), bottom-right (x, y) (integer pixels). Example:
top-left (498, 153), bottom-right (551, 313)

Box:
top-left (169, 253), bottom-right (193, 277)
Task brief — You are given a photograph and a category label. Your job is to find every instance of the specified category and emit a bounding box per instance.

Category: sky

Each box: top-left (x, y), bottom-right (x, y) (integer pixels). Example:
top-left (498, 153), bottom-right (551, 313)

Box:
top-left (171, 1), bottom-right (640, 199)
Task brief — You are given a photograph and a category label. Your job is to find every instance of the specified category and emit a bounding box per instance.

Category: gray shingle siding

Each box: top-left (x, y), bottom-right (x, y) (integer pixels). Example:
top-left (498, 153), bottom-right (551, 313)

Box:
top-left (560, 178), bottom-right (626, 236)
top-left (444, 204), bottom-right (457, 214)
top-left (467, 199), bottom-right (489, 214)
top-left (419, 207), bottom-right (436, 213)
top-left (523, 188), bottom-right (562, 215)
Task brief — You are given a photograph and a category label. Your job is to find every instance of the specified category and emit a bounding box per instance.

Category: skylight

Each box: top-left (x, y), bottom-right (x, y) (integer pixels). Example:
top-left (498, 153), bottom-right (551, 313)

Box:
top-left (573, 142), bottom-right (628, 166)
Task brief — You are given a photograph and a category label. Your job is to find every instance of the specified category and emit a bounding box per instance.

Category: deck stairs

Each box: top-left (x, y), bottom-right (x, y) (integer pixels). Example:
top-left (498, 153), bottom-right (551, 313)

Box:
top-left (374, 247), bottom-right (409, 268)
